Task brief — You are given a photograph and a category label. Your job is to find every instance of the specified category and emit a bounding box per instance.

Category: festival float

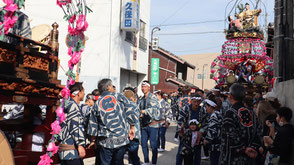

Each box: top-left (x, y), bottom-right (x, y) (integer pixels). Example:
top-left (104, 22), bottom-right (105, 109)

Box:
top-left (0, 0), bottom-right (92, 164)
top-left (210, 1), bottom-right (274, 94)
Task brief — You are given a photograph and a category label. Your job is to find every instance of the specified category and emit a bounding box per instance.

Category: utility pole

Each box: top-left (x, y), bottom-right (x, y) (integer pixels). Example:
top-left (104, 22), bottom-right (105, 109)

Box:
top-left (202, 64), bottom-right (207, 90)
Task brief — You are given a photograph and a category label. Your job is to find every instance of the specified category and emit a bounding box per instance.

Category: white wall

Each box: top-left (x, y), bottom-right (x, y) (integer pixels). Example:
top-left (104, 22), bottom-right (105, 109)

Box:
top-left (0, 0), bottom-right (150, 95)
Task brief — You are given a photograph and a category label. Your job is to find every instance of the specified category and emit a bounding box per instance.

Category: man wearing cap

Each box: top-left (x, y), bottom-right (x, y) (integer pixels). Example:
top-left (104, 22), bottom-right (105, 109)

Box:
top-left (176, 93), bottom-right (204, 165)
top-left (203, 98), bottom-right (222, 165)
top-left (58, 82), bottom-right (86, 165)
top-left (219, 84), bottom-right (262, 165)
top-left (139, 80), bottom-right (160, 165)
top-left (87, 79), bottom-right (138, 165)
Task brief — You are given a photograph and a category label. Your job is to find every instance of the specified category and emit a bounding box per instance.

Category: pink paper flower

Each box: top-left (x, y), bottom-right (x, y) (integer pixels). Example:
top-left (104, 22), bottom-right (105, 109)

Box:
top-left (47, 142), bottom-right (59, 155)
top-left (68, 14), bottom-right (76, 24)
top-left (61, 87), bottom-right (70, 99)
top-left (4, 3), bottom-right (18, 12)
top-left (38, 154), bottom-right (53, 165)
top-left (67, 47), bottom-right (73, 56)
top-left (213, 77), bottom-right (218, 81)
top-left (57, 0), bottom-right (71, 7)
top-left (50, 120), bottom-right (61, 134)
top-left (211, 62), bottom-right (216, 67)
top-left (76, 15), bottom-right (88, 32)
top-left (69, 77), bottom-right (75, 86)
top-left (211, 70), bottom-right (216, 74)
top-left (59, 113), bottom-right (66, 123)
top-left (3, 0), bottom-right (13, 5)
top-left (68, 25), bottom-right (76, 35)
top-left (56, 107), bottom-right (64, 117)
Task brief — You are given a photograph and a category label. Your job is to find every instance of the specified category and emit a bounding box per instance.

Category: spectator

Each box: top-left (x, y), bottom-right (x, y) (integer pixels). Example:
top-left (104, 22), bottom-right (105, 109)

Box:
top-left (219, 84), bottom-right (262, 165)
top-left (264, 107), bottom-right (294, 165)
top-left (256, 101), bottom-right (276, 136)
top-left (243, 95), bottom-right (253, 109)
top-left (263, 92), bottom-right (281, 110)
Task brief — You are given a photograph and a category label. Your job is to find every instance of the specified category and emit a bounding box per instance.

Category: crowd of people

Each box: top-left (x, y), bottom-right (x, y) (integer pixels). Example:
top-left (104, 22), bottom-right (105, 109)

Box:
top-left (57, 78), bottom-right (294, 165)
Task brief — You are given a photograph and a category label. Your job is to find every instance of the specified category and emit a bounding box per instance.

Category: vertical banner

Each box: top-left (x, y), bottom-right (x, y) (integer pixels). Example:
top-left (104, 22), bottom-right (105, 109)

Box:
top-left (151, 58), bottom-right (160, 85)
top-left (121, 0), bottom-right (140, 32)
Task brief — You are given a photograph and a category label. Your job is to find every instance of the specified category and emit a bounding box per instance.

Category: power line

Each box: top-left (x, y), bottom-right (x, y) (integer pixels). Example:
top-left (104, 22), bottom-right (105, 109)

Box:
top-left (151, 20), bottom-right (224, 27)
top-left (157, 0), bottom-right (192, 27)
top-left (157, 31), bottom-right (224, 36)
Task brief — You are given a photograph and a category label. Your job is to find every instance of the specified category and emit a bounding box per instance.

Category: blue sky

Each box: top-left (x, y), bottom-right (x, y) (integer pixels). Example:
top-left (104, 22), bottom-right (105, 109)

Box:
top-left (150, 0), bottom-right (275, 55)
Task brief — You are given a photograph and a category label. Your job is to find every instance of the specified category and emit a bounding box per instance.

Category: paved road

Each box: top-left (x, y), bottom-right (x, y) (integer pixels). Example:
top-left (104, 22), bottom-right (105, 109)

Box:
top-left (84, 122), bottom-right (210, 165)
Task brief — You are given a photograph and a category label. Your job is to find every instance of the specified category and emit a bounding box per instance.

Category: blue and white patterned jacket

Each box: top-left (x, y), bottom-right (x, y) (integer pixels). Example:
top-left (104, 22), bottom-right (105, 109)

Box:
top-left (205, 110), bottom-right (222, 151)
top-left (139, 92), bottom-right (160, 128)
top-left (158, 99), bottom-right (173, 127)
top-left (87, 91), bottom-right (138, 149)
top-left (58, 98), bottom-right (86, 160)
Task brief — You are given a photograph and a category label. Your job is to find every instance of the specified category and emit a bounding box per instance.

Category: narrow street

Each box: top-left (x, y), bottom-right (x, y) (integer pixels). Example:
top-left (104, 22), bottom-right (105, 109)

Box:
top-left (84, 122), bottom-right (210, 165)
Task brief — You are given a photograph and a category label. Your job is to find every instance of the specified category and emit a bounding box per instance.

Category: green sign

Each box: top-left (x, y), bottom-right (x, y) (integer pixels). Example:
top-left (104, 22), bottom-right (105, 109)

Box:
top-left (151, 58), bottom-right (159, 85)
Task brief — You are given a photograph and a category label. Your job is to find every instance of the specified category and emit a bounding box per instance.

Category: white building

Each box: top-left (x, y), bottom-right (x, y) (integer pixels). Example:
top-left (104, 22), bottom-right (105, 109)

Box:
top-left (1, 0), bottom-right (151, 95)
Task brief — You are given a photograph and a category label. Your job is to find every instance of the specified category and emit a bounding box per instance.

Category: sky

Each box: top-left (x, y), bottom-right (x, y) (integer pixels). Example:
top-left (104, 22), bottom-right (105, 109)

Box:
top-left (150, 0), bottom-right (275, 56)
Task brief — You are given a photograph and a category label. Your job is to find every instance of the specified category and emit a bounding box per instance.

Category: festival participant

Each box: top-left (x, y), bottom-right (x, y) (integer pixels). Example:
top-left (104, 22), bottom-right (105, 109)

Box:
top-left (58, 82), bottom-right (86, 165)
top-left (176, 93), bottom-right (203, 165)
top-left (123, 89), bottom-right (141, 165)
top-left (154, 90), bottom-right (173, 152)
top-left (87, 79), bottom-right (138, 165)
top-left (219, 84), bottom-right (262, 165)
top-left (175, 86), bottom-right (192, 144)
top-left (203, 99), bottom-right (222, 165)
top-left (81, 94), bottom-right (94, 118)
top-left (264, 107), bottom-right (294, 165)
top-left (139, 80), bottom-right (160, 165)
top-left (180, 119), bottom-right (202, 165)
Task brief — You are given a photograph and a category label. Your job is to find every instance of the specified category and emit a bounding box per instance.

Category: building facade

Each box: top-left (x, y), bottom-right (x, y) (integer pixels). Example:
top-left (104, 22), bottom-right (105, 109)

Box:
top-left (10, 0), bottom-right (151, 95)
top-left (273, 0), bottom-right (294, 122)
top-left (148, 47), bottom-right (195, 94)
top-left (180, 53), bottom-right (219, 90)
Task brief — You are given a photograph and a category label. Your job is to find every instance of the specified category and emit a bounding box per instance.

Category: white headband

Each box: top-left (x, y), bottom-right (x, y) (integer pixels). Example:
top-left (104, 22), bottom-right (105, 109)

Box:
top-left (189, 119), bottom-right (199, 125)
top-left (142, 82), bottom-right (150, 87)
top-left (191, 97), bottom-right (202, 100)
top-left (72, 90), bottom-right (79, 96)
top-left (212, 89), bottom-right (220, 92)
top-left (205, 99), bottom-right (217, 107)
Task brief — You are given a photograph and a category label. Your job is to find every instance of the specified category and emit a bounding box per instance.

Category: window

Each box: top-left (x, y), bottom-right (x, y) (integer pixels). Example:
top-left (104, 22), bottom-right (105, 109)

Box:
top-left (197, 74), bottom-right (202, 79)
top-left (139, 20), bottom-right (146, 37)
top-left (125, 31), bottom-right (137, 46)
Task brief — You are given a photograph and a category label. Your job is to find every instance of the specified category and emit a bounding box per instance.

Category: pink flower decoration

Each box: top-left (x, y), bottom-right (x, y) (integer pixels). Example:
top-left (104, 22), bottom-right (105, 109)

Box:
top-left (61, 87), bottom-right (70, 99)
top-left (57, 0), bottom-right (70, 7)
top-left (38, 154), bottom-right (53, 165)
top-left (68, 25), bottom-right (76, 35)
top-left (69, 14), bottom-right (76, 24)
top-left (59, 113), bottom-right (66, 123)
top-left (76, 15), bottom-right (88, 32)
top-left (47, 142), bottom-right (59, 155)
top-left (69, 77), bottom-right (75, 86)
top-left (211, 62), bottom-right (216, 66)
top-left (50, 121), bottom-right (61, 134)
top-left (3, 0), bottom-right (13, 5)
top-left (4, 3), bottom-right (17, 12)
top-left (56, 107), bottom-right (64, 117)
top-left (68, 47), bottom-right (73, 56)
top-left (213, 77), bottom-right (218, 81)
top-left (211, 70), bottom-right (216, 74)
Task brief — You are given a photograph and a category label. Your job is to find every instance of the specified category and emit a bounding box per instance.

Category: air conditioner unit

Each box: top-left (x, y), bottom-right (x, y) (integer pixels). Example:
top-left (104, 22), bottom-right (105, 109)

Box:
top-left (152, 37), bottom-right (159, 50)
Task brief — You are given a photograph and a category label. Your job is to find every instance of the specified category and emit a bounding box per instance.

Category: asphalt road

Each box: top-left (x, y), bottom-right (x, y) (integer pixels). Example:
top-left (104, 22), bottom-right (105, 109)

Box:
top-left (84, 122), bottom-right (210, 165)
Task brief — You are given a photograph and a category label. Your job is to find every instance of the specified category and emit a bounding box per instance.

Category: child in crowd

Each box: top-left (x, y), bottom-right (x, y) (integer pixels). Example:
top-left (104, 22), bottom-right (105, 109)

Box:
top-left (181, 119), bottom-right (202, 165)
